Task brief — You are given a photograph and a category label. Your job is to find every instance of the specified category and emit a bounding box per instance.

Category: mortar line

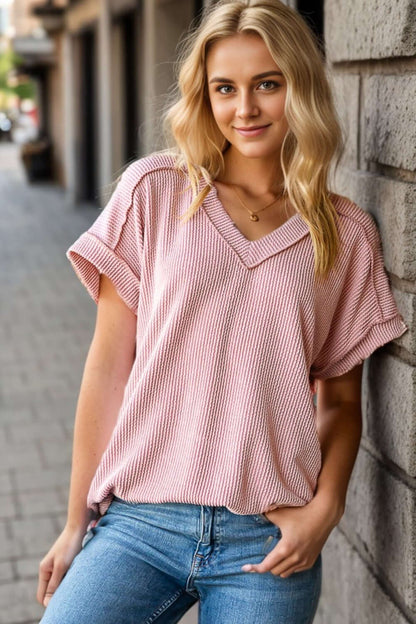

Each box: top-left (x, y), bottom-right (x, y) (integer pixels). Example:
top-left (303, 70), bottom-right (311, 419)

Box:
top-left (360, 439), bottom-right (416, 490)
top-left (336, 522), bottom-right (416, 623)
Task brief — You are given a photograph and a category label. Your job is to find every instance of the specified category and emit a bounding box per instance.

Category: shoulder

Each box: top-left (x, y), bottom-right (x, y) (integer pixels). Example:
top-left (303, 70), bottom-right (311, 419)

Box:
top-left (120, 151), bottom-right (188, 193)
top-left (329, 192), bottom-right (381, 250)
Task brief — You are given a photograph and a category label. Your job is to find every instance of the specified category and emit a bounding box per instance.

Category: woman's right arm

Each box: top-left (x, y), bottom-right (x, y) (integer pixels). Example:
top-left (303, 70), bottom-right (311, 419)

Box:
top-left (37, 274), bottom-right (137, 608)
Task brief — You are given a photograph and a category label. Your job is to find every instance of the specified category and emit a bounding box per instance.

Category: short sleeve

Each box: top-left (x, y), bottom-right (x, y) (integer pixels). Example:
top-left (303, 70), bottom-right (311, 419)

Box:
top-left (310, 215), bottom-right (408, 380)
top-left (66, 163), bottom-right (145, 314)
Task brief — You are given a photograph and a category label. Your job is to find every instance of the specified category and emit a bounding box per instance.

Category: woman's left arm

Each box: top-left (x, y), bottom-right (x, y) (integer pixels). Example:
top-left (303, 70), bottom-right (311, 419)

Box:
top-left (242, 363), bottom-right (363, 577)
top-left (313, 361), bottom-right (363, 522)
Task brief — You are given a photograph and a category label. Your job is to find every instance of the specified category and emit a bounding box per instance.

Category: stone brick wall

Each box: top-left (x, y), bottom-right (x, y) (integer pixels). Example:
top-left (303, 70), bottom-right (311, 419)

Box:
top-left (316, 1), bottom-right (416, 622)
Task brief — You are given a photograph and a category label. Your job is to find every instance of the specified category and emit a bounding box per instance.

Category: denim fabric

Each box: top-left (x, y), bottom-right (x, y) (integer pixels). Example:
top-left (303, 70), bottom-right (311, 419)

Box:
top-left (40, 497), bottom-right (321, 624)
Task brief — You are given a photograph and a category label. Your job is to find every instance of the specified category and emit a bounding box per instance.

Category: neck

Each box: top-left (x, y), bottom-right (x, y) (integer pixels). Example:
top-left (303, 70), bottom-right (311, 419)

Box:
top-left (220, 147), bottom-right (284, 195)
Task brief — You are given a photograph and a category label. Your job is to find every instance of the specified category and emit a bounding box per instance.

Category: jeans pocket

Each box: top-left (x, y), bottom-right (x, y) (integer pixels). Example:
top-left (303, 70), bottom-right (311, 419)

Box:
top-left (254, 513), bottom-right (282, 538)
top-left (254, 513), bottom-right (272, 524)
top-left (81, 528), bottom-right (95, 549)
top-left (81, 516), bottom-right (102, 549)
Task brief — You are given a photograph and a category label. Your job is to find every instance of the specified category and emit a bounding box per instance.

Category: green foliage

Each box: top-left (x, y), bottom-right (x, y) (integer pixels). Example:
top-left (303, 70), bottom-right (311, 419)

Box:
top-left (12, 81), bottom-right (35, 100)
top-left (0, 48), bottom-right (35, 102)
top-left (0, 48), bottom-right (24, 78)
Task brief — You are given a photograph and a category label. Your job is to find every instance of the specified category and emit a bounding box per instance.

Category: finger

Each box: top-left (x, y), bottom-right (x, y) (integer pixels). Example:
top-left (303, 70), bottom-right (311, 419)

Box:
top-left (271, 553), bottom-right (315, 577)
top-left (242, 545), bottom-right (293, 574)
top-left (267, 556), bottom-right (298, 576)
top-left (43, 560), bottom-right (68, 607)
top-left (271, 561), bottom-right (305, 577)
top-left (37, 560), bottom-right (52, 605)
top-left (277, 564), bottom-right (306, 578)
top-left (269, 552), bottom-right (307, 576)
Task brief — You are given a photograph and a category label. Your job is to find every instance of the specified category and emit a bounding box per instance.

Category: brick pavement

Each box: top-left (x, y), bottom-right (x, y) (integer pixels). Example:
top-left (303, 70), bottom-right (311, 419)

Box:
top-left (0, 143), bottom-right (98, 624)
top-left (0, 144), bottom-right (198, 624)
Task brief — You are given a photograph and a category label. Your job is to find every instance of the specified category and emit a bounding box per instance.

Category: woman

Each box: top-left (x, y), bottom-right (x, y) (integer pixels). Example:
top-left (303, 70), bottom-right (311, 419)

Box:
top-left (37, 1), bottom-right (408, 622)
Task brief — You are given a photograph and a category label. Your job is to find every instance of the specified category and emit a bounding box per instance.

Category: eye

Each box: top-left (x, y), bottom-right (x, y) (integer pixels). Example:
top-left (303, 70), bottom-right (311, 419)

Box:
top-left (215, 85), bottom-right (234, 95)
top-left (257, 80), bottom-right (280, 91)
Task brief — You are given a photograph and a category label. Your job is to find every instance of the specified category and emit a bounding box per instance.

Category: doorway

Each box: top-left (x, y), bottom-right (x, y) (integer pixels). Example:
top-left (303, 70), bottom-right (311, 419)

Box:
top-left (76, 28), bottom-right (97, 202)
top-left (296, 0), bottom-right (324, 54)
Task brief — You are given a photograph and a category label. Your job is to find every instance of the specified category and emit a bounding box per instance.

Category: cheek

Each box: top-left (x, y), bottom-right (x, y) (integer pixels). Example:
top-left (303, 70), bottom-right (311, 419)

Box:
top-left (262, 91), bottom-right (287, 121)
top-left (209, 98), bottom-right (233, 127)
top-left (268, 100), bottom-right (286, 121)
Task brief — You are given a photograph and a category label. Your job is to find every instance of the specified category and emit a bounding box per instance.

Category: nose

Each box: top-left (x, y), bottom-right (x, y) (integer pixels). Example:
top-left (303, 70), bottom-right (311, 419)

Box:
top-left (236, 90), bottom-right (259, 119)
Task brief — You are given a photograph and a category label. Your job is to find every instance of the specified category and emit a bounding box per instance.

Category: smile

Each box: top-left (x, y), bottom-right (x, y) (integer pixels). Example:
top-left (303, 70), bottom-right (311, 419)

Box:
top-left (234, 124), bottom-right (271, 137)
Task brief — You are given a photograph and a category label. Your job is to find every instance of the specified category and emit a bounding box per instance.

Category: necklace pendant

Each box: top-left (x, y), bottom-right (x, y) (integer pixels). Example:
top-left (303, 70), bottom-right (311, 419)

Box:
top-left (249, 214), bottom-right (259, 222)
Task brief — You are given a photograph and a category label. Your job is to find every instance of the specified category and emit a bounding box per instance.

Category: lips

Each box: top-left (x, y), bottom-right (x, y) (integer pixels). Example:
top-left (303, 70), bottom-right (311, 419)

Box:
top-left (234, 124), bottom-right (271, 137)
top-left (235, 125), bottom-right (269, 130)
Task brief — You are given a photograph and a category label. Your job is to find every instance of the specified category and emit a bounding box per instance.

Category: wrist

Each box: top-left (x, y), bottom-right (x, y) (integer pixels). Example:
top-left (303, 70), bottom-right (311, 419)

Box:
top-left (63, 522), bottom-right (89, 538)
top-left (309, 489), bottom-right (345, 527)
top-left (65, 509), bottom-right (95, 535)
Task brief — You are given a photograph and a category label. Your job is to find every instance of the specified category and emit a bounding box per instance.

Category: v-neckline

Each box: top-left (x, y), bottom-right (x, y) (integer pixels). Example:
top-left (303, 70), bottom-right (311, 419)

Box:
top-left (202, 182), bottom-right (310, 268)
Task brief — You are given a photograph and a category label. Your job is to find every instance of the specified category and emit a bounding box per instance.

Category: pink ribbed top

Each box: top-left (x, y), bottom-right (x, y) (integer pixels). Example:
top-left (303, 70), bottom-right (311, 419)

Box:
top-left (67, 152), bottom-right (408, 517)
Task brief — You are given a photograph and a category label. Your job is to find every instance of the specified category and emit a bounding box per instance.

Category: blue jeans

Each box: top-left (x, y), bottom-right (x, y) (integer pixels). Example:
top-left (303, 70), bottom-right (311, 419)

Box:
top-left (40, 497), bottom-right (321, 623)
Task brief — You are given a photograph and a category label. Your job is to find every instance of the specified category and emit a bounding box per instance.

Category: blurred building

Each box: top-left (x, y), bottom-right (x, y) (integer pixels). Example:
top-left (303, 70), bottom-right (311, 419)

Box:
top-left (0, 0), bottom-right (13, 45)
top-left (3, 1), bottom-right (55, 151)
top-left (7, 0), bottom-right (322, 205)
top-left (12, 0), bottom-right (43, 35)
top-left (24, 0), bottom-right (206, 203)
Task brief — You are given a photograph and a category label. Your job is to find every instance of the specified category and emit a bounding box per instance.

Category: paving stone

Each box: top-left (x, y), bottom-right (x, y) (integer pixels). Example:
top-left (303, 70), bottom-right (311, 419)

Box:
top-left (0, 494), bottom-right (18, 520)
top-left (0, 560), bottom-right (14, 583)
top-left (0, 579), bottom-right (44, 624)
top-left (32, 398), bottom-right (78, 423)
top-left (53, 513), bottom-right (70, 534)
top-left (6, 420), bottom-right (66, 445)
top-left (15, 557), bottom-right (40, 580)
top-left (16, 489), bottom-right (66, 518)
top-left (0, 473), bottom-right (13, 494)
top-left (0, 429), bottom-right (7, 448)
top-left (0, 408), bottom-right (34, 425)
top-left (0, 443), bottom-right (42, 471)
top-left (11, 517), bottom-right (58, 558)
top-left (0, 521), bottom-right (21, 560)
top-left (14, 467), bottom-right (70, 493)
top-left (0, 146), bottom-right (97, 621)
top-left (37, 439), bottom-right (73, 469)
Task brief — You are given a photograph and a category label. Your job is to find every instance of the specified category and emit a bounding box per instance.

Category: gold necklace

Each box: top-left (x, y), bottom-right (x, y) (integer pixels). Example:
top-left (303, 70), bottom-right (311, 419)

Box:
top-left (231, 185), bottom-right (285, 222)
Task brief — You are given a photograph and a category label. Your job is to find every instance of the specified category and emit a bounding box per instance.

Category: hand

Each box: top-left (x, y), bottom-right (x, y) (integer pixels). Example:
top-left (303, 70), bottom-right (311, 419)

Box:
top-left (242, 496), bottom-right (341, 578)
top-left (37, 525), bottom-right (86, 608)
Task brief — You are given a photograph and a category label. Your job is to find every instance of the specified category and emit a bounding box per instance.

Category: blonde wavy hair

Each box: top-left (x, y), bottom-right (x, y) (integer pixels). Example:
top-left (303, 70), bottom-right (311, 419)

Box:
top-left (163, 0), bottom-right (345, 280)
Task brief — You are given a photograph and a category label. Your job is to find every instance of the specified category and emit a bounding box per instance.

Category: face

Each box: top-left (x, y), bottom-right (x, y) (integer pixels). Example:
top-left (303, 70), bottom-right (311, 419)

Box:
top-left (206, 32), bottom-right (289, 161)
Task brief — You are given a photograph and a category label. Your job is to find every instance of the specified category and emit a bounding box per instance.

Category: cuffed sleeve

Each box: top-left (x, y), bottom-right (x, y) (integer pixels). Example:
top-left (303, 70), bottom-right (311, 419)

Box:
top-left (310, 214), bottom-right (408, 380)
top-left (66, 162), bottom-right (145, 314)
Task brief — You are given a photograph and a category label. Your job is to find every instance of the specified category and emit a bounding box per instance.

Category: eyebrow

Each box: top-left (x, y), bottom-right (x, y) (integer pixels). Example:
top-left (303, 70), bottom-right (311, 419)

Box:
top-left (208, 71), bottom-right (284, 84)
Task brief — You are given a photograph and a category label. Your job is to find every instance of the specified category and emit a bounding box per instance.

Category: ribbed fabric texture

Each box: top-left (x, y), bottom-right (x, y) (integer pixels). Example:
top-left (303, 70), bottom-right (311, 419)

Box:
top-left (67, 152), bottom-right (408, 517)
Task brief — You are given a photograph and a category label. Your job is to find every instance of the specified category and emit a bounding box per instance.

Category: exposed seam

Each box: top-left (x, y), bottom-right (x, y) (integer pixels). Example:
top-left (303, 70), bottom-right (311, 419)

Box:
top-left (114, 162), bottom-right (182, 257)
top-left (336, 202), bottom-right (384, 320)
top-left (185, 506), bottom-right (205, 594)
top-left (144, 587), bottom-right (185, 624)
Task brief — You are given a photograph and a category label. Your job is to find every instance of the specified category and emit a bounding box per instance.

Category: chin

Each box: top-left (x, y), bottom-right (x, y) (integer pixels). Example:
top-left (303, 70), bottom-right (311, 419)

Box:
top-left (234, 145), bottom-right (281, 160)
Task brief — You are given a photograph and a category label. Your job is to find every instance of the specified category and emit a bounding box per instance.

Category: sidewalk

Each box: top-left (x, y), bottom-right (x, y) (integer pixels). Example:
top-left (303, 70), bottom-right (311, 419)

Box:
top-left (0, 144), bottom-right (198, 624)
top-left (0, 143), bottom-right (98, 624)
